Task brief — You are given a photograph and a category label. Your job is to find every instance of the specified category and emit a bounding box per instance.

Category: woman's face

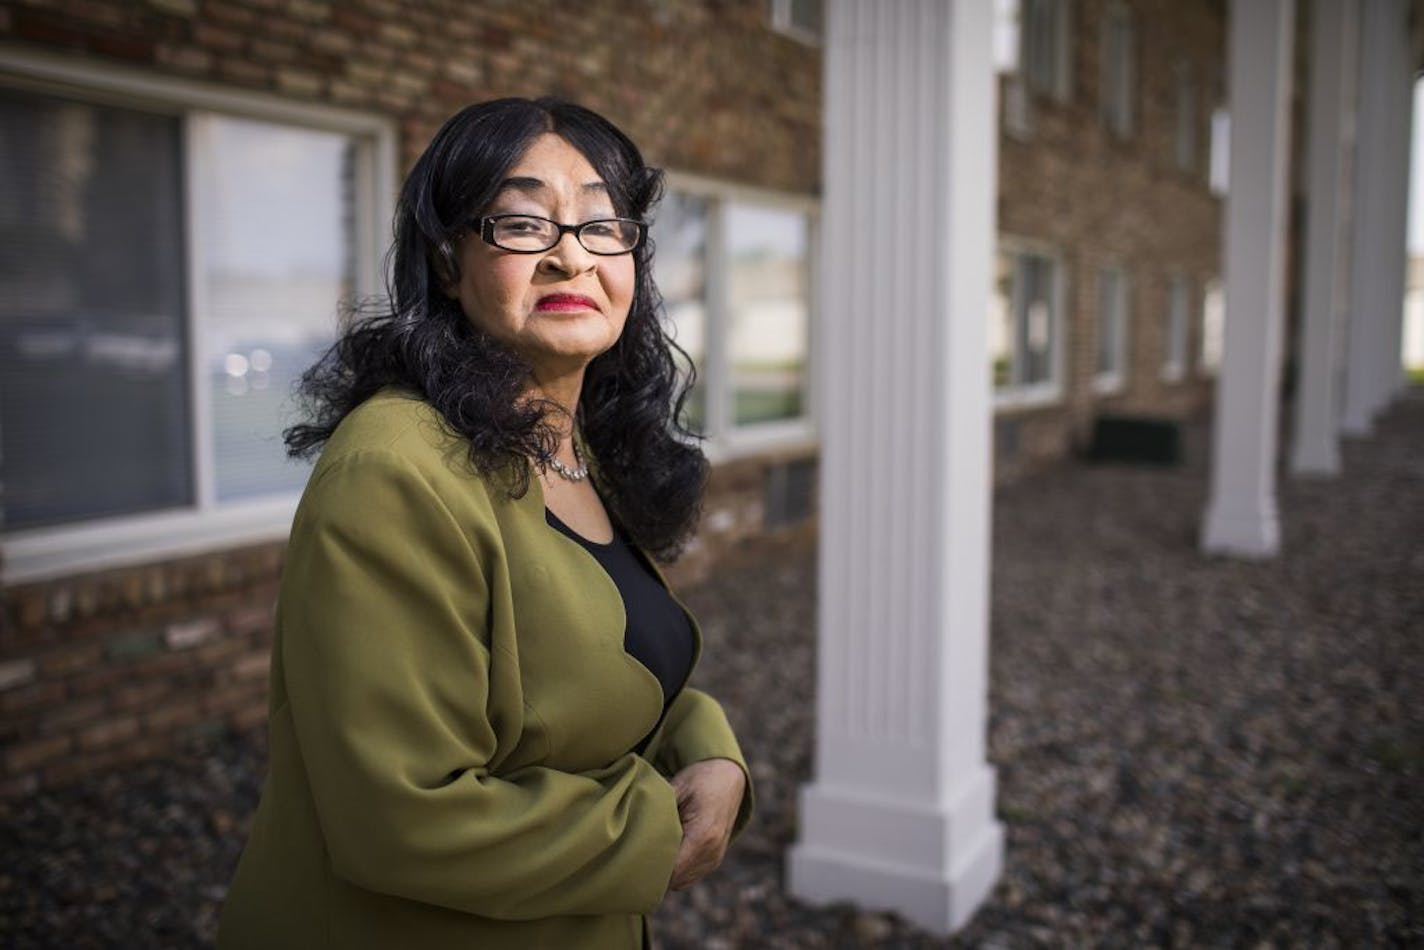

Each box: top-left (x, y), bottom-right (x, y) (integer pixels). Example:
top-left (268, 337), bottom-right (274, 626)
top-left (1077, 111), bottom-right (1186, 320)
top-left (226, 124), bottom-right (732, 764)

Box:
top-left (450, 133), bottom-right (636, 383)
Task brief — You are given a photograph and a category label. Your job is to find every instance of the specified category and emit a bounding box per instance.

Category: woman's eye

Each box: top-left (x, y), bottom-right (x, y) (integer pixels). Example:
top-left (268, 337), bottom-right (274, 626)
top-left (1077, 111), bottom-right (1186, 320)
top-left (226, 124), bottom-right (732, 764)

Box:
top-left (503, 218), bottom-right (543, 233)
top-left (582, 221), bottom-right (616, 237)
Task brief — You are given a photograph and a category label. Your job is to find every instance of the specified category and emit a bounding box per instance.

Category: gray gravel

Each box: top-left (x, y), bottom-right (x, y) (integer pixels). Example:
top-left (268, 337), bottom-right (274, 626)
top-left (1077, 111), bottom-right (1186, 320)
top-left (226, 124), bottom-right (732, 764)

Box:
top-left (3, 393), bottom-right (1421, 948)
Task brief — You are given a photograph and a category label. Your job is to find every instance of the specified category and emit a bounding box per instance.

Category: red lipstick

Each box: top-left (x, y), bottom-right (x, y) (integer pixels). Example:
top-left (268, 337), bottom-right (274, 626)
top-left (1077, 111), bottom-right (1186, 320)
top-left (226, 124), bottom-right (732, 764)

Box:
top-left (535, 293), bottom-right (598, 312)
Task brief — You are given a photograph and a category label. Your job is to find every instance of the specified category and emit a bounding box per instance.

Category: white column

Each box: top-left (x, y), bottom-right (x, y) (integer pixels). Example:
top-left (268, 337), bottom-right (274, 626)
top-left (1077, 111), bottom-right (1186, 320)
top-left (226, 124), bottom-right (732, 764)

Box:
top-left (1341, 0), bottom-right (1412, 435)
top-left (1202, 0), bottom-right (1296, 558)
top-left (1290, 0), bottom-right (1358, 477)
top-left (787, 0), bottom-right (1003, 936)
top-left (1378, 10), bottom-right (1415, 401)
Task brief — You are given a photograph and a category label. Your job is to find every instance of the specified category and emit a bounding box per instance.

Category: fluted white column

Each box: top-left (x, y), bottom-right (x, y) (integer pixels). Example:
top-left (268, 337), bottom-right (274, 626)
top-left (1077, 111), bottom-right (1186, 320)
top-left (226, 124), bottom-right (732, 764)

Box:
top-left (1341, 0), bottom-right (1413, 435)
top-left (1202, 0), bottom-right (1297, 558)
top-left (787, 0), bottom-right (1002, 935)
top-left (1290, 0), bottom-right (1358, 477)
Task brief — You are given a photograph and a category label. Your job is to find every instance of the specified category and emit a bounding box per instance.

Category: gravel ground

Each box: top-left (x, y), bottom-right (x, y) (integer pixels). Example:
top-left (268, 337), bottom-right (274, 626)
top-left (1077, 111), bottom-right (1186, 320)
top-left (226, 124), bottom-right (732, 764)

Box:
top-left (3, 393), bottom-right (1421, 948)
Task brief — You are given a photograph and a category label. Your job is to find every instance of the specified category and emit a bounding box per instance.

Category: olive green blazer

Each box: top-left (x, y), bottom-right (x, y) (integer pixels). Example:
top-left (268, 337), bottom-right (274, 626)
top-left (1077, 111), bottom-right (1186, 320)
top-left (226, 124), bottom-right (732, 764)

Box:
top-left (217, 390), bottom-right (752, 950)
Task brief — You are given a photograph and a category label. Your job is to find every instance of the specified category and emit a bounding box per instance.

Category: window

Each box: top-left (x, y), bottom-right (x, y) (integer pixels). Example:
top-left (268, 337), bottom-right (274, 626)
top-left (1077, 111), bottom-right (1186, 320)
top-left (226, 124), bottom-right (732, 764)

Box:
top-left (651, 178), bottom-right (816, 452)
top-left (1200, 277), bottom-right (1224, 374)
top-left (1174, 60), bottom-right (1199, 172)
top-left (1209, 107), bottom-right (1230, 195)
top-left (770, 0), bottom-right (822, 45)
top-left (1163, 275), bottom-right (1191, 381)
top-left (991, 244), bottom-right (1064, 406)
top-left (1095, 265), bottom-right (1129, 393)
top-left (1101, 1), bottom-right (1136, 139)
top-left (1022, 0), bottom-right (1072, 100)
top-left (0, 54), bottom-right (394, 582)
top-left (999, 0), bottom-right (1071, 137)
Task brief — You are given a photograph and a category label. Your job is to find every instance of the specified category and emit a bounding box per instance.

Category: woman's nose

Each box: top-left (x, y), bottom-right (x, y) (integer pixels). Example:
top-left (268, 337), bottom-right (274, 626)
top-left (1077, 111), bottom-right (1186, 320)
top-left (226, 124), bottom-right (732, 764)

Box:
top-left (539, 231), bottom-right (597, 275)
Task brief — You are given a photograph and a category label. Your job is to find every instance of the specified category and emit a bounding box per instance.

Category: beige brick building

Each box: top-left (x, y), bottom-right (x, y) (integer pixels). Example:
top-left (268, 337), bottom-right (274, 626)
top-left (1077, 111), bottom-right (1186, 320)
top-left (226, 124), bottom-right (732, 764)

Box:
top-left (0, 0), bottom-right (1229, 795)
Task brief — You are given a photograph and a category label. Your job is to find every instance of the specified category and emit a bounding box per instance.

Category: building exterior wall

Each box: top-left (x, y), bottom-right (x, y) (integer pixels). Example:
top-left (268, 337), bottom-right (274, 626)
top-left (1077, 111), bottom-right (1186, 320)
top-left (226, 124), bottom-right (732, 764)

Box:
top-left (0, 0), bottom-right (1226, 796)
top-left (994, 0), bottom-right (1224, 477)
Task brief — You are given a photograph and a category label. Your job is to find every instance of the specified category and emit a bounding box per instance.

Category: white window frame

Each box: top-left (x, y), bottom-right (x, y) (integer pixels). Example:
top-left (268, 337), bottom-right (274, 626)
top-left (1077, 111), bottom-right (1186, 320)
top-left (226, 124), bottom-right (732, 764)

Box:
top-left (1101, 0), bottom-right (1136, 139)
top-left (769, 0), bottom-right (822, 46)
top-left (994, 237), bottom-right (1068, 411)
top-left (1094, 263), bottom-right (1130, 394)
top-left (660, 170), bottom-right (819, 463)
top-left (0, 46), bottom-right (397, 584)
top-left (1162, 274), bottom-right (1192, 382)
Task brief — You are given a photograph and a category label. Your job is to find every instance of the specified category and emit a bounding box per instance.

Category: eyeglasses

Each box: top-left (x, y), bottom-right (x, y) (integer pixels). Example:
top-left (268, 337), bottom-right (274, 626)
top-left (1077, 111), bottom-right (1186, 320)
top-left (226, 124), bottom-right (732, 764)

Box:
top-left (477, 213), bottom-right (646, 256)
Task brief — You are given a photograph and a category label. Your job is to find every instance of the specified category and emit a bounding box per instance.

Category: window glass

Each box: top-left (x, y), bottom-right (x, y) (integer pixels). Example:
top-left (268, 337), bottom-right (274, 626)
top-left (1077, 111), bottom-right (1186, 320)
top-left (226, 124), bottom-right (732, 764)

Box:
top-left (1200, 277), bottom-right (1224, 372)
top-left (1097, 267), bottom-right (1127, 383)
top-left (0, 92), bottom-right (191, 530)
top-left (1023, 0), bottom-right (1060, 94)
top-left (199, 116), bottom-right (353, 502)
top-left (1175, 61), bottom-right (1199, 171)
top-left (1102, 5), bottom-right (1135, 137)
top-left (1165, 276), bottom-right (1191, 378)
top-left (1209, 108), bottom-right (1230, 195)
top-left (651, 192), bottom-right (709, 431)
top-left (725, 203), bottom-right (809, 426)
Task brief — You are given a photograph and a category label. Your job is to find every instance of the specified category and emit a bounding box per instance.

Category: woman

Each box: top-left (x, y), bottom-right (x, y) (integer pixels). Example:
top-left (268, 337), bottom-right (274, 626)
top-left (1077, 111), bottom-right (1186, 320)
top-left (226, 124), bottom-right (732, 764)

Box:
top-left (218, 98), bottom-right (752, 949)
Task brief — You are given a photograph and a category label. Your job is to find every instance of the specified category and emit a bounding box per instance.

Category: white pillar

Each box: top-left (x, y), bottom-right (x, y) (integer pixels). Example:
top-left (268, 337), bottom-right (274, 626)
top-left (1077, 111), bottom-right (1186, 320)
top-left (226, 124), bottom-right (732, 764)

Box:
top-left (1202, 0), bottom-right (1296, 558)
top-left (787, 0), bottom-right (1002, 936)
top-left (1378, 11), bottom-right (1416, 401)
top-left (1290, 0), bottom-right (1358, 477)
top-left (1342, 0), bottom-right (1412, 435)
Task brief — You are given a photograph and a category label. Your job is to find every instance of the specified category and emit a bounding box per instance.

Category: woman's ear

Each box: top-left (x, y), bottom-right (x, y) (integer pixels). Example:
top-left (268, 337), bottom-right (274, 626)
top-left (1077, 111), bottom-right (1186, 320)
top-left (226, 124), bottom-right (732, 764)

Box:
top-left (430, 239), bottom-right (461, 299)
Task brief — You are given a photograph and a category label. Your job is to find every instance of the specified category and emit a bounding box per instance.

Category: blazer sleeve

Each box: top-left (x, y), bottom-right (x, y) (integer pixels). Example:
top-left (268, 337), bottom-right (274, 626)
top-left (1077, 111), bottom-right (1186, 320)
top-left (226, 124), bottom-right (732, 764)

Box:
top-left (649, 688), bottom-right (756, 840)
top-left (279, 448), bottom-right (683, 921)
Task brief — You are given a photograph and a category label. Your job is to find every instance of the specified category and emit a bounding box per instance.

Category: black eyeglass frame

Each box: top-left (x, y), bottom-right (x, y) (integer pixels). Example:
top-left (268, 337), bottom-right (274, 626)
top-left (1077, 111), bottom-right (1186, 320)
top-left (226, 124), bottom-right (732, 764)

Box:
top-left (476, 213), bottom-right (648, 256)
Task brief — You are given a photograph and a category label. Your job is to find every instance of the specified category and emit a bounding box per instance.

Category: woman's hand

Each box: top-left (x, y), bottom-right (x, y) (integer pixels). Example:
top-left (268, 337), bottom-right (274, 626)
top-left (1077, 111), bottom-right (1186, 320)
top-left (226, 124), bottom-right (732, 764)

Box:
top-left (666, 758), bottom-right (746, 891)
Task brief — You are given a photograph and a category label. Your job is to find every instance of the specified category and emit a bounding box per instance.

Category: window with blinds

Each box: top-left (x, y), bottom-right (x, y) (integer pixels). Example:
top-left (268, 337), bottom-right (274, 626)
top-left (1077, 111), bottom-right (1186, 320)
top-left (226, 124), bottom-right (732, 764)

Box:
top-left (0, 88), bottom-right (361, 534)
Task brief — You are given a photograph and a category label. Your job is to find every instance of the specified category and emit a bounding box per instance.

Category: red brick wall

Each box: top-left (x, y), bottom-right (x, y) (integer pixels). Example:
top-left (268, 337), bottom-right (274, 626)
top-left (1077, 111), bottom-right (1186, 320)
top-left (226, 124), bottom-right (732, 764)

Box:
top-left (1, 545), bottom-right (282, 796)
top-left (0, 0), bottom-right (821, 189)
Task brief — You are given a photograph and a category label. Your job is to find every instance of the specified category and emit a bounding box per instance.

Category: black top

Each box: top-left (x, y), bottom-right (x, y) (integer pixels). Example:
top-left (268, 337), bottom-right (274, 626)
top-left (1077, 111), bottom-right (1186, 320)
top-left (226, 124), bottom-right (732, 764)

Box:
top-left (545, 508), bottom-right (695, 751)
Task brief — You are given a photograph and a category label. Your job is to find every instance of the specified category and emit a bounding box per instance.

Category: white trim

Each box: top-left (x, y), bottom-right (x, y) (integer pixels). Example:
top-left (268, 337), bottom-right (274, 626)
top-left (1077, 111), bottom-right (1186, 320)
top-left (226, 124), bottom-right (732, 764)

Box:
top-left (186, 113), bottom-right (218, 510)
top-left (663, 169), bottom-right (820, 214)
top-left (0, 44), bottom-right (394, 137)
top-left (2, 499), bottom-right (298, 585)
top-left (0, 47), bottom-right (397, 583)
top-left (658, 171), bottom-right (821, 456)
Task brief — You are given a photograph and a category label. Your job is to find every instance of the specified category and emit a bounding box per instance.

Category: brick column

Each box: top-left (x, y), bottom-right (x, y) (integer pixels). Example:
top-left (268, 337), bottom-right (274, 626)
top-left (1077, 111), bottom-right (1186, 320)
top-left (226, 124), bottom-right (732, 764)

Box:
top-left (787, 0), bottom-right (1003, 935)
top-left (1202, 0), bottom-right (1296, 557)
top-left (1289, 0), bottom-right (1358, 477)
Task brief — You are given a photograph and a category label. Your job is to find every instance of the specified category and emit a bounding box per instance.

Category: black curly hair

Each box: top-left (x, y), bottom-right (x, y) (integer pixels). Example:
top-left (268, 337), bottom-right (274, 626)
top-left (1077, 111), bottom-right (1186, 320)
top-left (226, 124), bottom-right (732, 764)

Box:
top-left (284, 97), bottom-right (706, 561)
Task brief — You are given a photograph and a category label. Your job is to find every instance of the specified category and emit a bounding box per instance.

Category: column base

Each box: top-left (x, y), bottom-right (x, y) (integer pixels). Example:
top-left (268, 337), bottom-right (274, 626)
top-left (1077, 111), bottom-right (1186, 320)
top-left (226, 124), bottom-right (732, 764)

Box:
top-left (787, 767), bottom-right (1004, 936)
top-left (1201, 496), bottom-right (1280, 557)
top-left (1288, 439), bottom-right (1341, 478)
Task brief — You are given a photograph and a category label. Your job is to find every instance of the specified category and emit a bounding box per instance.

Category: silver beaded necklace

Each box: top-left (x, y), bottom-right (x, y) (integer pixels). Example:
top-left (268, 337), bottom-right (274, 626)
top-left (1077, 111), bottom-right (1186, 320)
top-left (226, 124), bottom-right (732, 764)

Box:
top-left (544, 440), bottom-right (589, 482)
